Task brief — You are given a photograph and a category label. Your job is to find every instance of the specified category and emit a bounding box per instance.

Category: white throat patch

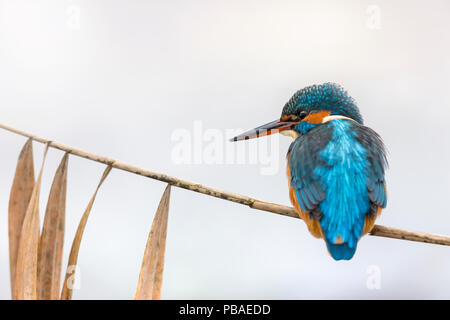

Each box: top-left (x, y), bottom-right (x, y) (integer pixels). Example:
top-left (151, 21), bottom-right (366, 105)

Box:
top-left (321, 115), bottom-right (356, 123)
top-left (280, 130), bottom-right (300, 141)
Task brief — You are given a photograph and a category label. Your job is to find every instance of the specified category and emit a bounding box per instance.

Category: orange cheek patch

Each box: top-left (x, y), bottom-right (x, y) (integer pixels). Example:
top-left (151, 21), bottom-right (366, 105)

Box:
top-left (303, 111), bottom-right (331, 124)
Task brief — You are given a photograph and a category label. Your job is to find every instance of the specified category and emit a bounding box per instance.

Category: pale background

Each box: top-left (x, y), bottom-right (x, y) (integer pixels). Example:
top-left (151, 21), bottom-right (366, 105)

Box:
top-left (1, 0), bottom-right (450, 299)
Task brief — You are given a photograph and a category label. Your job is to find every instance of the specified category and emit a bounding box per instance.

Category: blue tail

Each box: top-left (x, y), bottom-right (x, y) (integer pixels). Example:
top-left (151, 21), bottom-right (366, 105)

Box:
top-left (325, 240), bottom-right (357, 260)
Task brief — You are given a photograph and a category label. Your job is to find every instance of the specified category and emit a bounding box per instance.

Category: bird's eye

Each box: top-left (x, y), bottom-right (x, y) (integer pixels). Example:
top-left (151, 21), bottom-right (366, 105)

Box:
top-left (298, 110), bottom-right (308, 119)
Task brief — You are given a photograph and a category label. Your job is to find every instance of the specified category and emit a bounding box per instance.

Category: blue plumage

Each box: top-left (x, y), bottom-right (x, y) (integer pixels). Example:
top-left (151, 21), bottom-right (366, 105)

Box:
top-left (288, 118), bottom-right (387, 260)
top-left (325, 241), bottom-right (357, 261)
top-left (314, 120), bottom-right (370, 254)
top-left (231, 82), bottom-right (388, 261)
top-left (284, 83), bottom-right (387, 260)
top-left (296, 121), bottom-right (318, 135)
top-left (282, 83), bottom-right (364, 124)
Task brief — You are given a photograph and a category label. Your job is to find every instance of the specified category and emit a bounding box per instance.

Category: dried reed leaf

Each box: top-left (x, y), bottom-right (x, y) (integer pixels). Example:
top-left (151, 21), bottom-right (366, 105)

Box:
top-left (8, 139), bottom-right (35, 298)
top-left (37, 153), bottom-right (68, 299)
top-left (60, 165), bottom-right (112, 300)
top-left (135, 185), bottom-right (171, 300)
top-left (15, 144), bottom-right (49, 300)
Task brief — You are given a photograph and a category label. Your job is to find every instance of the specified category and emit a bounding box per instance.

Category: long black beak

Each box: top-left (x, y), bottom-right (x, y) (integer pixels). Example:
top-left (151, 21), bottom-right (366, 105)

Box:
top-left (230, 119), bottom-right (295, 142)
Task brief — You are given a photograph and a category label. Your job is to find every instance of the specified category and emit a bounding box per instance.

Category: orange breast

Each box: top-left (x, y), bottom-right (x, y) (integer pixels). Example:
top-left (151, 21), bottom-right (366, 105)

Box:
top-left (302, 111), bottom-right (331, 124)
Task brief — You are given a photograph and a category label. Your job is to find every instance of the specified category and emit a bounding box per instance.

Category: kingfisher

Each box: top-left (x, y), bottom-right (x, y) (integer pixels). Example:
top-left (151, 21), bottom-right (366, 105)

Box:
top-left (231, 83), bottom-right (387, 260)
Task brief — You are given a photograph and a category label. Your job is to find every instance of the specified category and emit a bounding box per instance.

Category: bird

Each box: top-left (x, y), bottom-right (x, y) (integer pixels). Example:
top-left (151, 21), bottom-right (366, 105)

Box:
top-left (231, 83), bottom-right (387, 260)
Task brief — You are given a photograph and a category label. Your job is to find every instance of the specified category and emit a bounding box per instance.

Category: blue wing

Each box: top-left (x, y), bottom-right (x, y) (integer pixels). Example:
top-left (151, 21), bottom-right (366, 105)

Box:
top-left (287, 126), bottom-right (329, 217)
top-left (352, 124), bottom-right (388, 210)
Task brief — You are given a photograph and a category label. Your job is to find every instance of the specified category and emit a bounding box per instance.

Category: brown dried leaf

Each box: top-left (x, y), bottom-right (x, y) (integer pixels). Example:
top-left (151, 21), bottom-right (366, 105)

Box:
top-left (37, 153), bottom-right (68, 300)
top-left (135, 185), bottom-right (171, 300)
top-left (60, 165), bottom-right (112, 300)
top-left (8, 139), bottom-right (35, 298)
top-left (15, 144), bottom-right (49, 300)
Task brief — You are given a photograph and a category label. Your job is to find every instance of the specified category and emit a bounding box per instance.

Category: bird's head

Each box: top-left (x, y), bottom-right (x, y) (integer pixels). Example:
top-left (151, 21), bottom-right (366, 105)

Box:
top-left (231, 83), bottom-right (363, 141)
